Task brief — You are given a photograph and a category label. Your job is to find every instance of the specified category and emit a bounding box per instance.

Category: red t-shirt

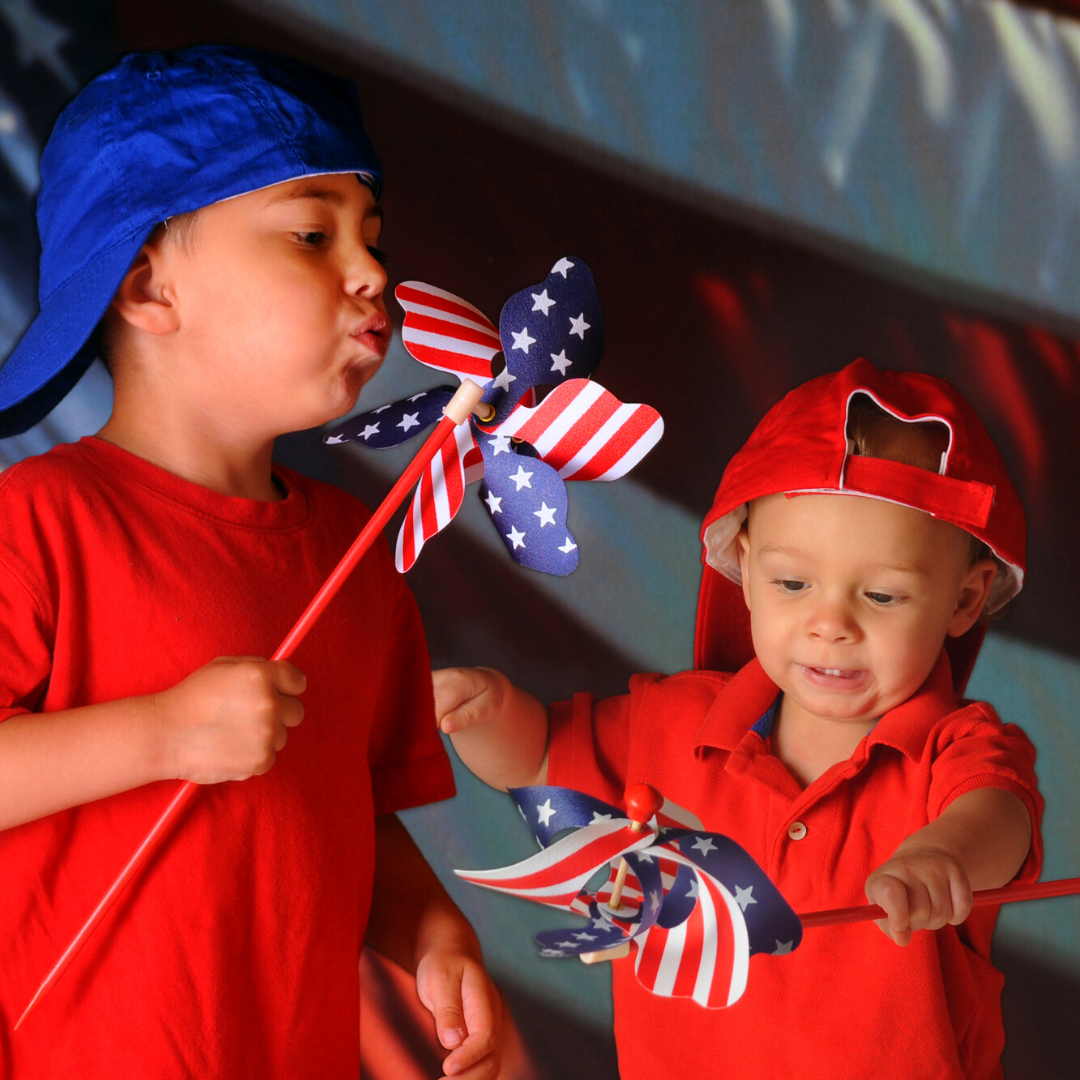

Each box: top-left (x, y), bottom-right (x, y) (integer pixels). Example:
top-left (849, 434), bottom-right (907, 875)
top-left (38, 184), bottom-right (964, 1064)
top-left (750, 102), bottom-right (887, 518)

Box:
top-left (0, 437), bottom-right (455, 1078)
top-left (549, 652), bottom-right (1043, 1080)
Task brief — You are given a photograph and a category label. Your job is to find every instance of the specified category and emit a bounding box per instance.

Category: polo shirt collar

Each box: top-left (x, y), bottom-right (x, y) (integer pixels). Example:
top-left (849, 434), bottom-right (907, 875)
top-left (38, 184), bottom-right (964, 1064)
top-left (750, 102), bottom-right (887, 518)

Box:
top-left (693, 649), bottom-right (959, 761)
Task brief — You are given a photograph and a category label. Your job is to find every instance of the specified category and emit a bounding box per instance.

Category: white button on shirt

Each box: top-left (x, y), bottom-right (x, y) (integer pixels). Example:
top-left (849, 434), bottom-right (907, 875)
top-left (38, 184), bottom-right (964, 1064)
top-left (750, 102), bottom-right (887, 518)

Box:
top-left (788, 821), bottom-right (807, 841)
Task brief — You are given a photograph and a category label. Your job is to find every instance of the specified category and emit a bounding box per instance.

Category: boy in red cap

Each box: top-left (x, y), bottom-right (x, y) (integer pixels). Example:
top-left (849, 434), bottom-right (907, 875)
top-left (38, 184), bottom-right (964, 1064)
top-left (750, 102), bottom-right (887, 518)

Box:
top-left (436, 357), bottom-right (1042, 1079)
top-left (0, 48), bottom-right (498, 1079)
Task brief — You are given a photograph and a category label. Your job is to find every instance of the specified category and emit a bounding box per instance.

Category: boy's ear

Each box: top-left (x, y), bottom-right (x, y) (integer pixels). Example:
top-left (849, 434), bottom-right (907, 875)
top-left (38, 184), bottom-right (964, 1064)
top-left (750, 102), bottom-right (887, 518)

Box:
top-left (947, 558), bottom-right (998, 638)
top-left (109, 236), bottom-right (181, 336)
top-left (736, 527), bottom-right (752, 611)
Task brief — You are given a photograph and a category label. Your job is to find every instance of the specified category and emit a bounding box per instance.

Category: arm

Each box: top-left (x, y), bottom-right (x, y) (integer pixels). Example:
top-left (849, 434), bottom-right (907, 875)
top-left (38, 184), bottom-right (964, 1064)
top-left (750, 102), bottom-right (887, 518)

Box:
top-left (0, 655), bottom-right (306, 831)
top-left (433, 667), bottom-right (548, 790)
top-left (864, 786), bottom-right (1032, 946)
top-left (367, 813), bottom-right (501, 1080)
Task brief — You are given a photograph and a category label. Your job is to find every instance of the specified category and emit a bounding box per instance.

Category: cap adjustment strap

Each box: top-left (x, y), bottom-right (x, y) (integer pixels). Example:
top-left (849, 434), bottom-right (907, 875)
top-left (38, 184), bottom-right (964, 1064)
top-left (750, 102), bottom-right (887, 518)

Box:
top-left (842, 455), bottom-right (994, 529)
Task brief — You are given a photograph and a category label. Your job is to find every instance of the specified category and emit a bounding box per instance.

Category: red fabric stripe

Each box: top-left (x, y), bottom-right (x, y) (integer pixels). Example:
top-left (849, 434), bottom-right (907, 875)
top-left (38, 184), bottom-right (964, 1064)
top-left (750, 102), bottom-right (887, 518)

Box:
top-left (460, 828), bottom-right (640, 892)
top-left (404, 342), bottom-right (496, 379)
top-left (396, 284), bottom-right (496, 330)
top-left (636, 926), bottom-right (667, 990)
top-left (539, 392), bottom-right (622, 470)
top-left (404, 311), bottom-right (502, 349)
top-left (400, 496), bottom-right (418, 571)
top-left (442, 435), bottom-right (465, 519)
top-left (569, 407), bottom-right (657, 480)
top-left (672, 893), bottom-right (705, 998)
top-left (418, 460), bottom-right (439, 540)
top-left (707, 877), bottom-right (736, 1007)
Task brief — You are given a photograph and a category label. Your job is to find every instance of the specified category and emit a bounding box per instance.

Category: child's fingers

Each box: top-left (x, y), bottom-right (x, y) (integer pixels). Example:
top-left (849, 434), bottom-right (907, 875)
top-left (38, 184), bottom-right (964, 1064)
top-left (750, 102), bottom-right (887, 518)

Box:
top-left (946, 870), bottom-right (974, 926)
top-left (867, 872), bottom-right (913, 945)
top-left (441, 964), bottom-right (501, 1077)
top-left (267, 659), bottom-right (308, 701)
top-left (432, 668), bottom-right (501, 734)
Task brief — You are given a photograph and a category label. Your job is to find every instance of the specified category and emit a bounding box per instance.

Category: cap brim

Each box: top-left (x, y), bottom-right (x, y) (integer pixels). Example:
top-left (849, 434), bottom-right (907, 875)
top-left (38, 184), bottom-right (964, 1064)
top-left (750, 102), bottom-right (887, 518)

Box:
top-left (0, 227), bottom-right (152, 438)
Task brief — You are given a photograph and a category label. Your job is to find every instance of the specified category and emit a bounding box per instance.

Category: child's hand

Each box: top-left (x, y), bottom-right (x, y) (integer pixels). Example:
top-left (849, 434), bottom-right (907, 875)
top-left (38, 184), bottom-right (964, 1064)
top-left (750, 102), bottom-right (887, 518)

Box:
top-left (864, 846), bottom-right (974, 946)
top-left (432, 667), bottom-right (509, 735)
top-left (416, 939), bottom-right (502, 1079)
top-left (153, 656), bottom-right (307, 784)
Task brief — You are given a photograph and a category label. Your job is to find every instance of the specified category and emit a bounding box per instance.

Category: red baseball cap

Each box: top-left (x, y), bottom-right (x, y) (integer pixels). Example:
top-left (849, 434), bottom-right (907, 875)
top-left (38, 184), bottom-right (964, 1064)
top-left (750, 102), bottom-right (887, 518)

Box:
top-left (694, 358), bottom-right (1026, 692)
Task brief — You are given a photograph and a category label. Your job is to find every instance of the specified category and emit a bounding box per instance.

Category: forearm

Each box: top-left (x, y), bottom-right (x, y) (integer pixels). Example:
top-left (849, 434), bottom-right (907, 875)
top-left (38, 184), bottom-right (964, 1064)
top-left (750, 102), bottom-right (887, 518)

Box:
top-left (366, 813), bottom-right (480, 972)
top-left (896, 787), bottom-right (1032, 891)
top-left (443, 669), bottom-right (549, 791)
top-left (0, 695), bottom-right (167, 830)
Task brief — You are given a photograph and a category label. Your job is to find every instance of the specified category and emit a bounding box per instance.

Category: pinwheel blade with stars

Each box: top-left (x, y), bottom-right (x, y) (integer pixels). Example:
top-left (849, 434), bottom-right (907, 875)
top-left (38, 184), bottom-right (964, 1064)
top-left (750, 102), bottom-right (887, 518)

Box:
top-left (454, 786), bottom-right (804, 1011)
top-left (324, 257), bottom-right (664, 575)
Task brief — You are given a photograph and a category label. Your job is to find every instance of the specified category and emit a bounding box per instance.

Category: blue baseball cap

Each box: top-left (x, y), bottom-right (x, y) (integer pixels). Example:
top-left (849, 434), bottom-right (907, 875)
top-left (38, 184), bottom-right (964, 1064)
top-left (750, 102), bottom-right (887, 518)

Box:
top-left (0, 46), bottom-right (383, 438)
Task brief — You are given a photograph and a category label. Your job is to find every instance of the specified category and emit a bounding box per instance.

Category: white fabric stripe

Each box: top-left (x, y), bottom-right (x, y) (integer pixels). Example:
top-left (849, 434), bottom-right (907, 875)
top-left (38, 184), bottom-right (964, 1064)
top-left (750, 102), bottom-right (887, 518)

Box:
top-left (399, 281), bottom-right (493, 324)
top-left (651, 918), bottom-right (687, 996)
top-left (454, 819), bottom-right (650, 883)
top-left (659, 800), bottom-right (704, 831)
top-left (402, 326), bottom-right (501, 360)
top-left (411, 484), bottom-right (426, 563)
top-left (493, 380), bottom-right (603, 443)
top-left (593, 415), bottom-right (665, 481)
top-left (393, 514), bottom-right (406, 573)
top-left (529, 382), bottom-right (607, 455)
top-left (429, 442), bottom-right (452, 529)
top-left (693, 873), bottom-right (718, 1007)
top-left (462, 878), bottom-right (601, 902)
top-left (559, 403), bottom-right (636, 479)
top-left (401, 301), bottom-right (500, 339)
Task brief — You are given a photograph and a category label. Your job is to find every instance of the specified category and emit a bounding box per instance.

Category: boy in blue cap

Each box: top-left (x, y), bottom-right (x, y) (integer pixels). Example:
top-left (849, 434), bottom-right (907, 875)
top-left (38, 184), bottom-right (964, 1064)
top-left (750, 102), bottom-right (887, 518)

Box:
top-left (0, 47), bottom-right (499, 1079)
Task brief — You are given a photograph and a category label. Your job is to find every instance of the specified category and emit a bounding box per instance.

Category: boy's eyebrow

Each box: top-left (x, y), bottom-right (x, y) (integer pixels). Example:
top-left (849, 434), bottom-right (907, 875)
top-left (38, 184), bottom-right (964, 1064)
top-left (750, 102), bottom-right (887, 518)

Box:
top-left (757, 544), bottom-right (929, 575)
top-left (267, 183), bottom-right (384, 219)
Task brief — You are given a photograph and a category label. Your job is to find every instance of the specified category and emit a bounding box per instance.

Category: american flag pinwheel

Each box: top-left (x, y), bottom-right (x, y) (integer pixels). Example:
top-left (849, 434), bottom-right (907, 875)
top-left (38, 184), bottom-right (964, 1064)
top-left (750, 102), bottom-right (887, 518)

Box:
top-left (323, 257), bottom-right (664, 575)
top-left (455, 784), bottom-right (804, 1010)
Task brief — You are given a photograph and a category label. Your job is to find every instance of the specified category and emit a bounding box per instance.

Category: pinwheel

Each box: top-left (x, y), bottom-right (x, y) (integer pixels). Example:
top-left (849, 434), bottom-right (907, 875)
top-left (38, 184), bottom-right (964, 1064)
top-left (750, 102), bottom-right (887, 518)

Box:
top-left (324, 257), bottom-right (663, 575)
top-left (456, 783), bottom-right (1080, 1011)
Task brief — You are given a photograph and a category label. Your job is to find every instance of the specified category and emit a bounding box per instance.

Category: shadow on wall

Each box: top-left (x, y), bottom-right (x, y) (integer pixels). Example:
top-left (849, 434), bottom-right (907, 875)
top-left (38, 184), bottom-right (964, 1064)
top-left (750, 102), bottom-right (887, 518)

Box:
top-left (997, 946), bottom-right (1080, 1079)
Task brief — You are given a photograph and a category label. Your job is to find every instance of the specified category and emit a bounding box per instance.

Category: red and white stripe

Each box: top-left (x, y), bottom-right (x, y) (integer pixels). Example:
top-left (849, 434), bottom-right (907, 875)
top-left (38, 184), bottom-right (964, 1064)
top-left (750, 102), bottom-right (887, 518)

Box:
top-left (396, 281), bottom-right (502, 384)
top-left (395, 422), bottom-right (484, 572)
top-left (494, 379), bottom-right (664, 481)
top-left (633, 854), bottom-right (750, 1009)
top-left (455, 820), bottom-right (654, 909)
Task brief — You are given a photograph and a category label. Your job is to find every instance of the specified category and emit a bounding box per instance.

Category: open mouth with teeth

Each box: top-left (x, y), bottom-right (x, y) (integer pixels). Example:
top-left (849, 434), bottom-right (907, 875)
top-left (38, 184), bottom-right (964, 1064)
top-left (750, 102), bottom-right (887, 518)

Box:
top-left (800, 665), bottom-right (868, 689)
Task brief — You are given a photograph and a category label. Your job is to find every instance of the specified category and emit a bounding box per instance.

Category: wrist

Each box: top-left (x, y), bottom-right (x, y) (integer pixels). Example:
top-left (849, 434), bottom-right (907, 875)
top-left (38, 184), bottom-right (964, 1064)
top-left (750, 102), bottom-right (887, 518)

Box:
top-left (147, 690), bottom-right (182, 782)
top-left (413, 901), bottom-right (482, 970)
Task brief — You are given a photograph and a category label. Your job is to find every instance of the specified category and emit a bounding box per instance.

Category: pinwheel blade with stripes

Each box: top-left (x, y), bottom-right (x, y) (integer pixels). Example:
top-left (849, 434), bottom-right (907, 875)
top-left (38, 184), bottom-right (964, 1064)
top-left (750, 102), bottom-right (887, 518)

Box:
top-left (455, 785), bottom-right (803, 1011)
top-left (324, 257), bottom-right (664, 575)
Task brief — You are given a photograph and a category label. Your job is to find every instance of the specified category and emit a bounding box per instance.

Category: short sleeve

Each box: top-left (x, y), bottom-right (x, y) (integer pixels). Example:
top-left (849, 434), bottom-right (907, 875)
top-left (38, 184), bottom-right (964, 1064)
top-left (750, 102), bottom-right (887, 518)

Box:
top-left (0, 547), bottom-right (53, 724)
top-left (366, 574), bottom-right (455, 816)
top-left (548, 674), bottom-right (665, 804)
top-left (928, 710), bottom-right (1044, 884)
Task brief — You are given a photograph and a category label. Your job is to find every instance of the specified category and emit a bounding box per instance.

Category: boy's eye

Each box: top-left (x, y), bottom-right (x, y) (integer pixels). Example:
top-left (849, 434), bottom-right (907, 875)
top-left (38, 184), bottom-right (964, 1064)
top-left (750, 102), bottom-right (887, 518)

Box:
top-left (865, 591), bottom-right (901, 606)
top-left (773, 579), bottom-right (807, 594)
top-left (294, 230), bottom-right (327, 247)
top-left (367, 245), bottom-right (387, 266)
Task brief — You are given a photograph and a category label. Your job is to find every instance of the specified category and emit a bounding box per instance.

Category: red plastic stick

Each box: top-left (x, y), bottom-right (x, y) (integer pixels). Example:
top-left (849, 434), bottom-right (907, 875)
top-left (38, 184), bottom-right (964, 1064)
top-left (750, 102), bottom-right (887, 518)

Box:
top-left (799, 876), bottom-right (1080, 929)
top-left (14, 381), bottom-right (485, 1033)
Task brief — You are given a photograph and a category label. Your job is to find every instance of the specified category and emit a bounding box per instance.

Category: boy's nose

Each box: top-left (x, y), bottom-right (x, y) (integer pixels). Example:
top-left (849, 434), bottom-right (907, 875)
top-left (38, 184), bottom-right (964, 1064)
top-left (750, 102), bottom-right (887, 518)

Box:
top-left (806, 598), bottom-right (860, 642)
top-left (343, 242), bottom-right (387, 299)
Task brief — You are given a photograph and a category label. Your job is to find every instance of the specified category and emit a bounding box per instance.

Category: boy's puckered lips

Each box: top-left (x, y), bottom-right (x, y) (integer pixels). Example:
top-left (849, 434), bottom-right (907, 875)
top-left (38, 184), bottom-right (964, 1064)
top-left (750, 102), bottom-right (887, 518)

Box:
top-left (350, 312), bottom-right (391, 356)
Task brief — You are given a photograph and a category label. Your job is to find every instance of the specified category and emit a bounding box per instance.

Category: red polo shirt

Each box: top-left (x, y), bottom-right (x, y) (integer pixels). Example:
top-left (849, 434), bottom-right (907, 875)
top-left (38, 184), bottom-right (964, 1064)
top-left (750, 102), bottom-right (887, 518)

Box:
top-left (548, 652), bottom-right (1042, 1080)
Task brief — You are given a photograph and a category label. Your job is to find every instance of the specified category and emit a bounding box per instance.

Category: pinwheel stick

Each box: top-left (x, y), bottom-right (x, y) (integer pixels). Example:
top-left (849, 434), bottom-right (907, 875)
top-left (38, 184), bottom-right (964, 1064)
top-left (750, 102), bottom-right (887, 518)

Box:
top-left (580, 784), bottom-right (663, 966)
top-left (14, 380), bottom-right (486, 1034)
top-left (799, 875), bottom-right (1080, 929)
